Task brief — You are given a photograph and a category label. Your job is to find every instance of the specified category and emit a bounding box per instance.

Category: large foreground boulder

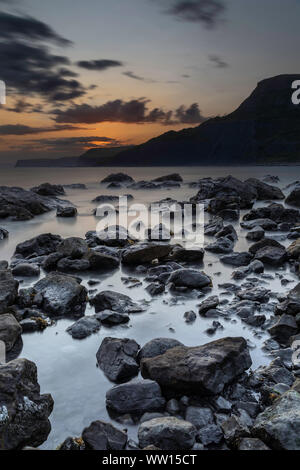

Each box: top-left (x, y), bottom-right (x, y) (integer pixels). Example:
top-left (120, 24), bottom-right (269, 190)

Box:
top-left (0, 358), bottom-right (53, 449)
top-left (138, 417), bottom-right (196, 450)
top-left (122, 243), bottom-right (172, 265)
top-left (82, 420), bottom-right (127, 450)
top-left (96, 337), bottom-right (140, 383)
top-left (106, 379), bottom-right (166, 415)
top-left (253, 390), bottom-right (300, 450)
top-left (0, 314), bottom-right (22, 352)
top-left (0, 269), bottom-right (19, 314)
top-left (33, 273), bottom-right (87, 317)
top-left (141, 337), bottom-right (252, 395)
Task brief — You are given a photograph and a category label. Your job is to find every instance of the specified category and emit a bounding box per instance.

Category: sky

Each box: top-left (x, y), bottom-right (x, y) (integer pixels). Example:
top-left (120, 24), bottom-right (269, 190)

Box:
top-left (0, 0), bottom-right (299, 163)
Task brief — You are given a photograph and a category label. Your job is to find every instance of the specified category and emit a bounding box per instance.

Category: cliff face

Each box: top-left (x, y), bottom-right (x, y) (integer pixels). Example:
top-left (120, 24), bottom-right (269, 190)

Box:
top-left (104, 74), bottom-right (300, 166)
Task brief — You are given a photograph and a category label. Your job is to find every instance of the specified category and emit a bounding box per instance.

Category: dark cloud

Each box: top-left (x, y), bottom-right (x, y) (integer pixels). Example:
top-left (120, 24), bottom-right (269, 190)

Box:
top-left (123, 71), bottom-right (156, 83)
top-left (5, 99), bottom-right (43, 114)
top-left (0, 124), bottom-right (87, 135)
top-left (208, 54), bottom-right (229, 68)
top-left (76, 59), bottom-right (123, 71)
top-left (0, 12), bottom-right (72, 46)
top-left (156, 0), bottom-right (225, 28)
top-left (53, 98), bottom-right (206, 125)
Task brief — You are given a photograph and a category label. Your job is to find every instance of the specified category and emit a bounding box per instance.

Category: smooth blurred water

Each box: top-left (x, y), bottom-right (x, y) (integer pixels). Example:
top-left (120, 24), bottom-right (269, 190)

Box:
top-left (0, 166), bottom-right (298, 449)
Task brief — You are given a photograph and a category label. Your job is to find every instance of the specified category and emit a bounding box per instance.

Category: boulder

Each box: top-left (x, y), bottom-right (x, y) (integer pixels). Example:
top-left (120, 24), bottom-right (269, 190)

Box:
top-left (66, 316), bottom-right (101, 339)
top-left (215, 225), bottom-right (238, 242)
top-left (56, 258), bottom-right (90, 272)
top-left (268, 315), bottom-right (298, 344)
top-left (0, 269), bottom-right (19, 314)
top-left (243, 203), bottom-right (300, 224)
top-left (90, 290), bottom-right (143, 314)
top-left (198, 424), bottom-right (223, 446)
top-left (246, 226), bottom-right (265, 242)
top-left (106, 379), bottom-right (166, 415)
top-left (0, 228), bottom-right (8, 240)
top-left (56, 206), bottom-right (77, 217)
top-left (237, 287), bottom-right (270, 303)
top-left (0, 186), bottom-right (52, 221)
top-left (255, 246), bottom-right (287, 267)
top-left (12, 263), bottom-right (40, 277)
top-left (96, 310), bottom-right (129, 325)
top-left (33, 273), bottom-right (87, 317)
top-left (122, 243), bottom-right (172, 265)
top-left (141, 337), bottom-right (252, 395)
top-left (85, 246), bottom-right (120, 269)
top-left (185, 406), bottom-right (214, 429)
top-left (167, 269), bottom-right (211, 290)
top-left (204, 217), bottom-right (223, 236)
top-left (253, 390), bottom-right (300, 450)
top-left (287, 238), bottom-right (300, 259)
top-left (96, 337), bottom-right (140, 383)
top-left (15, 233), bottom-right (62, 258)
top-left (101, 173), bottom-right (134, 184)
top-left (31, 183), bottom-right (65, 196)
top-left (168, 246), bottom-right (204, 262)
top-left (0, 313), bottom-right (22, 351)
top-left (57, 237), bottom-right (89, 259)
top-left (198, 296), bottom-right (219, 315)
top-left (146, 283), bottom-right (165, 296)
top-left (205, 237), bottom-right (234, 254)
top-left (82, 420), bottom-right (127, 450)
top-left (245, 178), bottom-right (284, 200)
top-left (221, 252), bottom-right (253, 267)
top-left (138, 338), bottom-right (184, 362)
top-left (152, 174), bottom-right (183, 183)
top-left (0, 358), bottom-right (53, 449)
top-left (138, 417), bottom-right (196, 450)
top-left (237, 438), bottom-right (270, 450)
top-left (286, 187), bottom-right (300, 207)
top-left (241, 219), bottom-right (278, 231)
top-left (249, 238), bottom-right (285, 255)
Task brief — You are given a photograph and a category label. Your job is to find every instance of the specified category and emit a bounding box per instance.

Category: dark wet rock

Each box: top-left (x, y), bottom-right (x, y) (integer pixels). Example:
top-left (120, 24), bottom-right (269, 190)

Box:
top-left (17, 287), bottom-right (35, 308)
top-left (0, 269), bottom-right (19, 314)
top-left (249, 237), bottom-right (285, 255)
top-left (31, 183), bottom-right (65, 196)
top-left (205, 320), bottom-right (224, 335)
top-left (263, 175), bottom-right (280, 184)
top-left (82, 420), bottom-right (127, 450)
top-left (250, 358), bottom-right (294, 389)
top-left (245, 178), bottom-right (284, 200)
top-left (129, 180), bottom-right (157, 190)
top-left (138, 417), bottom-right (196, 450)
top-left (12, 263), bottom-right (40, 277)
top-left (166, 398), bottom-right (180, 415)
top-left (64, 183), bottom-right (87, 190)
top-left (101, 173), bottom-right (134, 184)
top-left (122, 242), bottom-right (172, 265)
top-left (246, 226), bottom-right (265, 242)
top-left (287, 238), bottom-right (300, 259)
top-left (0, 313), bottom-right (22, 351)
top-left (146, 282), bottom-right (165, 296)
top-left (232, 260), bottom-right (264, 280)
top-left (244, 314), bottom-right (266, 327)
top-left (96, 337), bottom-right (140, 383)
top-left (84, 247), bottom-right (120, 270)
top-left (106, 379), bottom-right (166, 415)
top-left (252, 390), bottom-right (300, 450)
top-left (268, 314), bottom-right (298, 344)
top-left (276, 284), bottom-right (300, 316)
top-left (141, 337), bottom-right (252, 395)
top-left (57, 257), bottom-right (90, 272)
top-left (198, 424), bottom-right (223, 446)
top-left (0, 228), bottom-right (8, 240)
top-left (0, 261), bottom-right (8, 270)
top-left (215, 396), bottom-right (232, 413)
top-left (218, 209), bottom-right (240, 222)
top-left (56, 206), bottom-right (77, 217)
top-left (33, 273), bottom-right (87, 317)
top-left (15, 233), bottom-right (62, 258)
top-left (91, 290), bottom-right (143, 314)
top-left (86, 226), bottom-right (134, 248)
top-left (255, 245), bottom-right (287, 267)
top-left (237, 438), bottom-right (270, 450)
top-left (221, 252), bottom-right (253, 267)
top-left (92, 195), bottom-right (120, 203)
top-left (198, 296), bottom-right (220, 315)
top-left (168, 269), bottom-right (211, 290)
top-left (205, 237), bottom-right (234, 254)
top-left (20, 318), bottom-right (44, 333)
top-left (57, 237), bottom-right (89, 259)
top-left (168, 246), bottom-right (204, 262)
top-left (96, 310), bottom-right (130, 325)
top-left (138, 338), bottom-right (183, 362)
top-left (140, 412), bottom-right (166, 424)
top-left (243, 203), bottom-right (300, 224)
top-left (58, 436), bottom-right (86, 450)
top-left (286, 186), bottom-right (300, 208)
top-left (237, 286), bottom-right (270, 303)
top-left (146, 224), bottom-right (171, 242)
top-left (184, 310), bottom-right (197, 323)
top-left (41, 252), bottom-right (64, 271)
top-left (241, 218), bottom-right (278, 231)
top-left (152, 174), bottom-right (183, 183)
top-left (66, 316), bottom-right (101, 339)
top-left (221, 415), bottom-right (250, 445)
top-left (204, 217), bottom-right (223, 236)
top-left (185, 406), bottom-right (214, 429)
top-left (0, 358), bottom-right (53, 449)
top-left (0, 186), bottom-right (64, 221)
top-left (216, 225), bottom-right (238, 242)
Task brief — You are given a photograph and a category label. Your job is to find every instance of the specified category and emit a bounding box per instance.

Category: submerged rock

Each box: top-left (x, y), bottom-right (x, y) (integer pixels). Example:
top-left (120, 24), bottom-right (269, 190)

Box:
top-left (0, 358), bottom-right (53, 449)
top-left (66, 316), bottom-right (101, 339)
top-left (96, 337), bottom-right (140, 383)
top-left (141, 337), bottom-right (252, 395)
top-left (106, 379), bottom-right (166, 415)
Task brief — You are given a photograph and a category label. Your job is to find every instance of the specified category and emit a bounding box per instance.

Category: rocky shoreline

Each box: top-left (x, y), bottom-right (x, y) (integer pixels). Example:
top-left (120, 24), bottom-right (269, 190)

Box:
top-left (1, 173), bottom-right (300, 450)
